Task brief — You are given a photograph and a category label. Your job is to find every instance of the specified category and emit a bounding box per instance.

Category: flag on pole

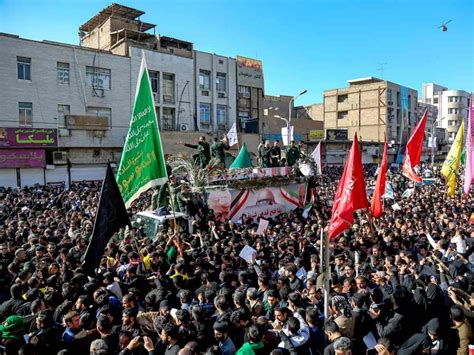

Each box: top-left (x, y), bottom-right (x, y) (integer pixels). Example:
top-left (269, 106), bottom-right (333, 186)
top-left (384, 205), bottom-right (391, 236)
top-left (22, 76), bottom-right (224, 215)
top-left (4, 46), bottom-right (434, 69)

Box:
top-left (281, 126), bottom-right (294, 146)
top-left (82, 164), bottom-right (131, 276)
top-left (441, 121), bottom-right (464, 197)
top-left (116, 56), bottom-right (168, 208)
top-left (382, 182), bottom-right (394, 199)
top-left (463, 95), bottom-right (473, 195)
top-left (227, 122), bottom-right (239, 147)
top-left (402, 110), bottom-right (428, 182)
top-left (311, 142), bottom-right (323, 175)
top-left (371, 137), bottom-right (388, 218)
top-left (328, 134), bottom-right (368, 240)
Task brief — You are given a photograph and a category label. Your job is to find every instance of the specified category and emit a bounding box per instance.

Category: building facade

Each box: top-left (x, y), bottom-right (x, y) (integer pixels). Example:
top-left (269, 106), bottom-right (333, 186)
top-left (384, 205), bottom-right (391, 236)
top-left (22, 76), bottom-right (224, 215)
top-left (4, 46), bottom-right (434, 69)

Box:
top-left (194, 51), bottom-right (237, 135)
top-left (0, 3), bottom-right (265, 187)
top-left (421, 83), bottom-right (470, 142)
top-left (236, 56), bottom-right (264, 134)
top-left (323, 77), bottom-right (419, 162)
top-left (263, 95), bottom-right (323, 143)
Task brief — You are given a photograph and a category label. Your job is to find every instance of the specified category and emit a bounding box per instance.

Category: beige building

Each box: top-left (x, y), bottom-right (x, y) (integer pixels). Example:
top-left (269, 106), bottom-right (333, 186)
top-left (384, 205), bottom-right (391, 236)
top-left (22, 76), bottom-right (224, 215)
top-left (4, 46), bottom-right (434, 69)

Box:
top-left (323, 77), bottom-right (419, 162)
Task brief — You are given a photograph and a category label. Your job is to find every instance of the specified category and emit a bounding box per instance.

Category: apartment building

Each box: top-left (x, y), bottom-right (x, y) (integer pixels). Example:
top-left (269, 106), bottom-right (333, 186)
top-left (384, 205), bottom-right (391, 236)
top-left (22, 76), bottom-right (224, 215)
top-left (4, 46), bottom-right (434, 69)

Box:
top-left (421, 83), bottom-right (470, 142)
top-left (323, 77), bottom-right (419, 162)
top-left (194, 51), bottom-right (237, 134)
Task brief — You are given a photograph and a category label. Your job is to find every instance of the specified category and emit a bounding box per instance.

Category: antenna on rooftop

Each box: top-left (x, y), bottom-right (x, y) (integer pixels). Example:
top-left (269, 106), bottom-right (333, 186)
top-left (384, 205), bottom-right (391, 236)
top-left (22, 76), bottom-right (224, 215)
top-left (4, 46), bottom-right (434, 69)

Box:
top-left (377, 62), bottom-right (388, 79)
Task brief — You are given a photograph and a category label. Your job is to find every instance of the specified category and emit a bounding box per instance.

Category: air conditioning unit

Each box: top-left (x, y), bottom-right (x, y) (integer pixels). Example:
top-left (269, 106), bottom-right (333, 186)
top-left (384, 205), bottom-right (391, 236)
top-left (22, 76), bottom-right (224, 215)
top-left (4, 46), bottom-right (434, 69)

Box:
top-left (218, 92), bottom-right (226, 98)
top-left (179, 124), bottom-right (188, 131)
top-left (201, 91), bottom-right (210, 97)
top-left (93, 130), bottom-right (105, 138)
top-left (93, 88), bottom-right (105, 97)
top-left (53, 151), bottom-right (68, 165)
top-left (163, 95), bottom-right (174, 104)
top-left (153, 92), bottom-right (159, 103)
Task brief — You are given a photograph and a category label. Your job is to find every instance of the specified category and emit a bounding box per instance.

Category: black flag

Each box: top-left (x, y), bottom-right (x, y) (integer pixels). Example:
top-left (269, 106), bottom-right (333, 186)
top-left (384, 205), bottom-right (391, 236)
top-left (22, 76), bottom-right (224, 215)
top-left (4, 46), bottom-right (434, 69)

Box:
top-left (82, 164), bottom-right (130, 276)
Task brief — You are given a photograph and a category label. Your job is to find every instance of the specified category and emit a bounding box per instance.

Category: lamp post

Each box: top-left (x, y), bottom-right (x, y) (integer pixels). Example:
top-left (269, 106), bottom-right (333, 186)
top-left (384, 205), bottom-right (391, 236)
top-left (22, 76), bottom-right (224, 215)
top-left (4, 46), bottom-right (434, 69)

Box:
top-left (287, 90), bottom-right (307, 144)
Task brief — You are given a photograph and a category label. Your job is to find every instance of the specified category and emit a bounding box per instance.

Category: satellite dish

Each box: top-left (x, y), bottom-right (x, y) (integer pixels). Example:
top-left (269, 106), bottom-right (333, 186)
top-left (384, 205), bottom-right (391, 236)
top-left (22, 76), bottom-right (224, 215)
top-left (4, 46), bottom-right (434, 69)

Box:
top-left (438, 20), bottom-right (452, 32)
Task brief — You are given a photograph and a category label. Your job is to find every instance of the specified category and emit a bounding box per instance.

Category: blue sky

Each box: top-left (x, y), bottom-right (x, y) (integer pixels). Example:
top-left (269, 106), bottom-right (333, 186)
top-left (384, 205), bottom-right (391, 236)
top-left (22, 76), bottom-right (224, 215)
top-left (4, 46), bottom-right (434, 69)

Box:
top-left (1, 0), bottom-right (472, 105)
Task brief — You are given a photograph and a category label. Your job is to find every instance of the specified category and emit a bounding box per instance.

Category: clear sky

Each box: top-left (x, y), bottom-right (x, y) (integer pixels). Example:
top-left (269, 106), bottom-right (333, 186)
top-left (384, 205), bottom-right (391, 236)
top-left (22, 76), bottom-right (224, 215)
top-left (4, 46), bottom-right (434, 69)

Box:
top-left (1, 0), bottom-right (472, 105)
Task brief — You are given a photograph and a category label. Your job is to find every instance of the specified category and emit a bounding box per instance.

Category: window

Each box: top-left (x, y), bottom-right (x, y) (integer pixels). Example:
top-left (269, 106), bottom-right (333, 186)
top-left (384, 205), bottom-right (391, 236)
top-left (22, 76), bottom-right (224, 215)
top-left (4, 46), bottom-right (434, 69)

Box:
top-left (426, 98), bottom-right (431, 104)
top-left (448, 96), bottom-right (462, 103)
top-left (448, 120), bottom-right (458, 126)
top-left (218, 59), bottom-right (224, 65)
top-left (216, 105), bottom-right (227, 125)
top-left (17, 57), bottom-right (31, 80)
top-left (161, 107), bottom-right (175, 131)
top-left (238, 85), bottom-right (250, 97)
top-left (433, 97), bottom-right (438, 104)
top-left (57, 104), bottom-right (70, 127)
top-left (448, 108), bottom-right (461, 114)
top-left (396, 92), bottom-right (400, 106)
top-left (337, 94), bottom-right (348, 103)
top-left (86, 107), bottom-right (111, 127)
top-left (408, 95), bottom-right (411, 109)
top-left (387, 89), bottom-right (392, 101)
top-left (200, 103), bottom-right (211, 124)
top-left (162, 73), bottom-right (174, 103)
top-left (216, 72), bottom-right (226, 92)
top-left (57, 62), bottom-right (70, 84)
top-left (337, 111), bottom-right (348, 119)
top-left (149, 71), bottom-right (159, 94)
top-left (86, 66), bottom-right (111, 89)
top-left (199, 70), bottom-right (210, 90)
top-left (19, 102), bottom-right (33, 126)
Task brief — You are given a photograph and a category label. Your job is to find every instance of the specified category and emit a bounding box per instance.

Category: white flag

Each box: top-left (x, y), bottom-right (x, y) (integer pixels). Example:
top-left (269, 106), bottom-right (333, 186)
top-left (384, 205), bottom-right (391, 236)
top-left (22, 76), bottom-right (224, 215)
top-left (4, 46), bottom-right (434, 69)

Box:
top-left (311, 142), bottom-right (322, 175)
top-left (226, 123), bottom-right (238, 147)
top-left (281, 126), bottom-right (294, 146)
top-left (428, 136), bottom-right (437, 148)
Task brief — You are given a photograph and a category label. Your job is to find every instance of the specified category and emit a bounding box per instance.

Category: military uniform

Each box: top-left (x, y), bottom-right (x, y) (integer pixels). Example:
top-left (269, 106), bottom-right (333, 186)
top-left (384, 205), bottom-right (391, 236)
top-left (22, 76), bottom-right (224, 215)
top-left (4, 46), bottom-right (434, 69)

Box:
top-left (259, 146), bottom-right (272, 168)
top-left (270, 145), bottom-right (281, 167)
top-left (185, 142), bottom-right (211, 168)
top-left (211, 141), bottom-right (227, 167)
top-left (286, 145), bottom-right (301, 166)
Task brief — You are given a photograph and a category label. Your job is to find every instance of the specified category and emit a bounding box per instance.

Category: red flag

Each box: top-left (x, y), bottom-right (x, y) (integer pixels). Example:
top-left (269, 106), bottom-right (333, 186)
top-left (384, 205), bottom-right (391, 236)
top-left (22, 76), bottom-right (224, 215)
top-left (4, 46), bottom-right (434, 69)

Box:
top-left (371, 137), bottom-right (388, 218)
top-left (328, 134), bottom-right (368, 240)
top-left (402, 110), bottom-right (428, 182)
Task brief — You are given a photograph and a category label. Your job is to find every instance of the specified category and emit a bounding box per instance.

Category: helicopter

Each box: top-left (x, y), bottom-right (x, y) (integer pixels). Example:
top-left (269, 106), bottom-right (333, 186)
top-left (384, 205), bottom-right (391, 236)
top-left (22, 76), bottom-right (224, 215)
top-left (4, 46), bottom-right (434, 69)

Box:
top-left (438, 20), bottom-right (452, 32)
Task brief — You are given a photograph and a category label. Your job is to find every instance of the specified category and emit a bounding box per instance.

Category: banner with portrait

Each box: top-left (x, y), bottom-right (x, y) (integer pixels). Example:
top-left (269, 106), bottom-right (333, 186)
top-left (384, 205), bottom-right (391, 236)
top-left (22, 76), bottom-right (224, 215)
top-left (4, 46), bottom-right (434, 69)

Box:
top-left (207, 183), bottom-right (306, 223)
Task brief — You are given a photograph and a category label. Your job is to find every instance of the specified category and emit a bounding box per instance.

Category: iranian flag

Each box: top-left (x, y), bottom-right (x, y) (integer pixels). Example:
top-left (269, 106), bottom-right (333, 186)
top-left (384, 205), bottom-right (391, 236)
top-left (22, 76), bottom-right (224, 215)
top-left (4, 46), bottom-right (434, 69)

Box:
top-left (116, 56), bottom-right (168, 208)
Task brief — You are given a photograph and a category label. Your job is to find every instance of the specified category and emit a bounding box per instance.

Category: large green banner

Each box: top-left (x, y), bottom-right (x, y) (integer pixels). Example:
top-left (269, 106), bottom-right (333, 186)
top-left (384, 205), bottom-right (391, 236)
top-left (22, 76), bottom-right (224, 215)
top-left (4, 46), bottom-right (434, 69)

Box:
top-left (116, 56), bottom-right (168, 208)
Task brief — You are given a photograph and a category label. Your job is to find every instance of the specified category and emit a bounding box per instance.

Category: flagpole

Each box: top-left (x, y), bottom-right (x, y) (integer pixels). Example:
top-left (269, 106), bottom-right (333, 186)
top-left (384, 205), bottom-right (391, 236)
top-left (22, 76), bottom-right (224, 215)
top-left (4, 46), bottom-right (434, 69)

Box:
top-left (319, 228), bottom-right (324, 274)
top-left (323, 230), bottom-right (330, 319)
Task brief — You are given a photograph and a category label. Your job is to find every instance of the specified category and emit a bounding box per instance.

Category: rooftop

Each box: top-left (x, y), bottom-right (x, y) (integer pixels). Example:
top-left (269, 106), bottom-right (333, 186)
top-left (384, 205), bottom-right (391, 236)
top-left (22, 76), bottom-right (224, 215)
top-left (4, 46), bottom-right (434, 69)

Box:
top-left (79, 3), bottom-right (153, 33)
top-left (347, 76), bottom-right (384, 86)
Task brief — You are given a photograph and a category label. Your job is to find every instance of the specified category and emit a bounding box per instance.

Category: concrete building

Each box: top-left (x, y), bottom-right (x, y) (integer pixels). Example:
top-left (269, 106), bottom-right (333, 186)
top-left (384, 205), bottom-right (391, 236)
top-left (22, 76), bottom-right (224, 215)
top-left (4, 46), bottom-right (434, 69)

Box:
top-left (194, 51), bottom-right (237, 135)
top-left (79, 3), bottom-right (195, 132)
top-left (421, 83), bottom-right (470, 142)
top-left (236, 56), bottom-right (264, 134)
top-left (263, 95), bottom-right (323, 143)
top-left (0, 3), bottom-right (266, 187)
top-left (0, 32), bottom-right (132, 186)
top-left (296, 103), bottom-right (324, 122)
top-left (323, 77), bottom-right (419, 162)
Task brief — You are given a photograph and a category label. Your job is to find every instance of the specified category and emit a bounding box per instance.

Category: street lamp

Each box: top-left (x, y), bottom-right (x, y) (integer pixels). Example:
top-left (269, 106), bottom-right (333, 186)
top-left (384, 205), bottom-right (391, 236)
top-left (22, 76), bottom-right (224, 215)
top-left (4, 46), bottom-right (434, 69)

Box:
top-left (287, 89), bottom-right (308, 144)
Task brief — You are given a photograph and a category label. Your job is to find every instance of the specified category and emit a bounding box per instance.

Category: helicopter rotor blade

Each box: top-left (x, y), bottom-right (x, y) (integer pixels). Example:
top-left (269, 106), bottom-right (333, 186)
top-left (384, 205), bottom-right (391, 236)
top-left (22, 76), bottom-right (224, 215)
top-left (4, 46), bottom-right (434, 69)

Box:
top-left (444, 20), bottom-right (452, 25)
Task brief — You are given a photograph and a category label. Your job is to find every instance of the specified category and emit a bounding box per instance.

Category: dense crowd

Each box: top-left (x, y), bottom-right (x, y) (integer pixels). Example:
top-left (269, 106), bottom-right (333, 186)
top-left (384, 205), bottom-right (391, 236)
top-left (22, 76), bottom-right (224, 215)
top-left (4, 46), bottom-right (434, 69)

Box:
top-left (0, 164), bottom-right (473, 355)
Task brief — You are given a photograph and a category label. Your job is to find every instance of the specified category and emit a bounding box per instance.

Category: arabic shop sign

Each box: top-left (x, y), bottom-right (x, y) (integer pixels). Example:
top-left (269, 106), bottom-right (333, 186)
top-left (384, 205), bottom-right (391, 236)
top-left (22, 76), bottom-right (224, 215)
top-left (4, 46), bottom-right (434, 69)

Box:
top-left (0, 128), bottom-right (58, 148)
top-left (0, 149), bottom-right (46, 168)
top-left (236, 56), bottom-right (264, 89)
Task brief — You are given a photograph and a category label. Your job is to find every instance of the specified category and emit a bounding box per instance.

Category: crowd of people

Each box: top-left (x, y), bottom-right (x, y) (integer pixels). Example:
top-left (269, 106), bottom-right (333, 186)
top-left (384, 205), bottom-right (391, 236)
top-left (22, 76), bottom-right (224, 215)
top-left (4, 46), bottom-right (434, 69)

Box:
top-left (0, 163), bottom-right (473, 355)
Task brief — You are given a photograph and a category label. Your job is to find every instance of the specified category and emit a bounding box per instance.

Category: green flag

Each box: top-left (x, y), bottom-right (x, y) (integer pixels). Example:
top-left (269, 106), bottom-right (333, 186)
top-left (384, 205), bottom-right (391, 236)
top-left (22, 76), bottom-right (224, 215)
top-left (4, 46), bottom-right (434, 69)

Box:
top-left (229, 143), bottom-right (253, 169)
top-left (116, 56), bottom-right (168, 208)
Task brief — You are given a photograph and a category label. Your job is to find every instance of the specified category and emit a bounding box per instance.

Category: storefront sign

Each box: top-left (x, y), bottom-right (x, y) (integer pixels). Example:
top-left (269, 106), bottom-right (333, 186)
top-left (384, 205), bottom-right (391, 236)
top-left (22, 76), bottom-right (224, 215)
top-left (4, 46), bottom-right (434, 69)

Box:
top-left (308, 130), bottom-right (324, 141)
top-left (326, 129), bottom-right (348, 141)
top-left (236, 56), bottom-right (264, 89)
top-left (0, 128), bottom-right (58, 148)
top-left (0, 149), bottom-right (46, 168)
